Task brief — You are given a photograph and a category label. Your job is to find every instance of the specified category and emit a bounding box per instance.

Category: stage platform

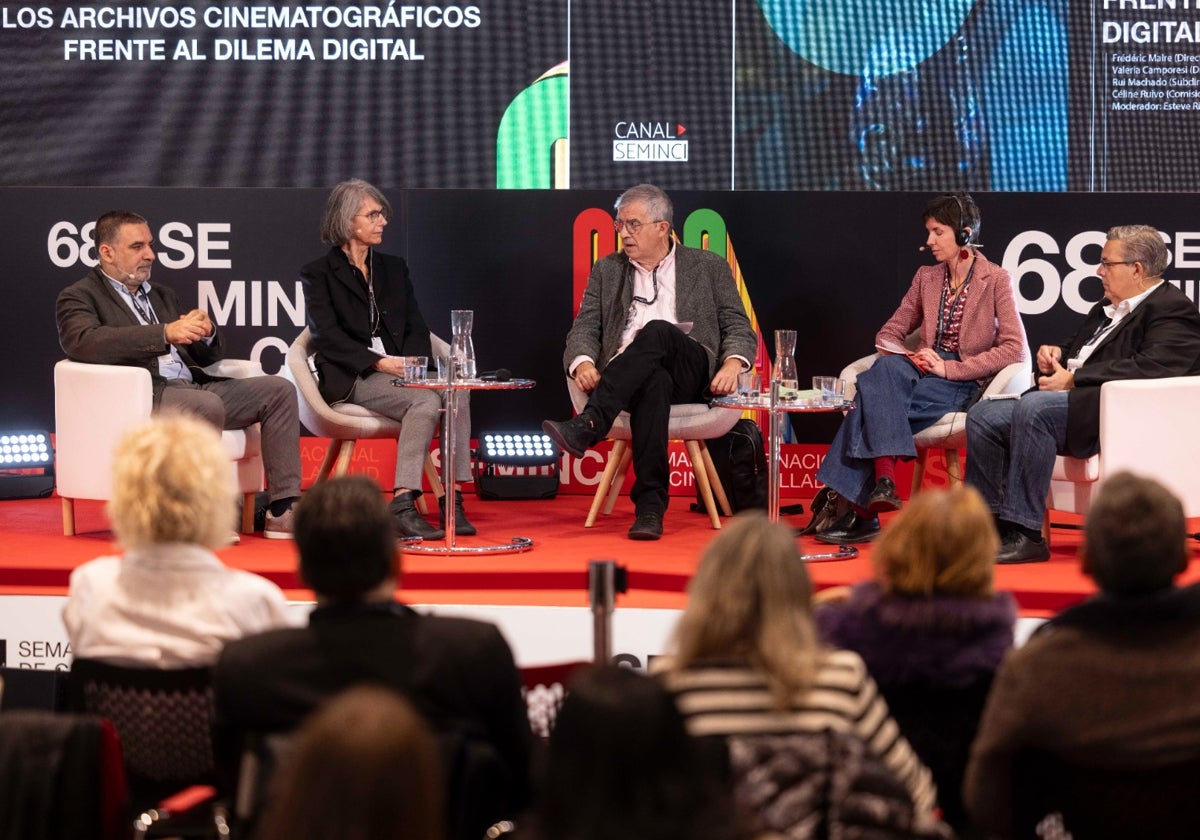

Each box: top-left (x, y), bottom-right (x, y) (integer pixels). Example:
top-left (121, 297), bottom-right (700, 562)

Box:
top-left (7, 490), bottom-right (1200, 669)
top-left (7, 490), bottom-right (1198, 615)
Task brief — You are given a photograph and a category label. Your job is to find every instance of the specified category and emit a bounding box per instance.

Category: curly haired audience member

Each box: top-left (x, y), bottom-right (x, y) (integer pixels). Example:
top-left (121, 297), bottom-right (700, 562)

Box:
top-left (62, 414), bottom-right (291, 666)
top-left (816, 485), bottom-right (1015, 831)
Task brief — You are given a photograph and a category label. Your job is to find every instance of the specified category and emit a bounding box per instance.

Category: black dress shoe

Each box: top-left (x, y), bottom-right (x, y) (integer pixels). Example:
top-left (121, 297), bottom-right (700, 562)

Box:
top-left (388, 490), bottom-right (445, 540)
top-left (438, 489), bottom-right (477, 536)
top-left (866, 477), bottom-right (902, 513)
top-left (813, 510), bottom-right (881, 545)
top-left (996, 531), bottom-right (1050, 564)
top-left (799, 487), bottom-right (844, 536)
top-left (628, 511), bottom-right (663, 541)
top-left (541, 415), bottom-right (598, 458)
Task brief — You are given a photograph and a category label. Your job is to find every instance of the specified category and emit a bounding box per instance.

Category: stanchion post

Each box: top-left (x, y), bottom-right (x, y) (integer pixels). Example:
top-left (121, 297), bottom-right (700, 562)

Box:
top-left (588, 560), bottom-right (627, 663)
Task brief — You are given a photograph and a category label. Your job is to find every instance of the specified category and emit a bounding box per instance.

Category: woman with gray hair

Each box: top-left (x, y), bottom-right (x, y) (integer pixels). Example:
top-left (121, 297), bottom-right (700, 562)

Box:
top-left (300, 179), bottom-right (474, 539)
top-left (62, 413), bottom-right (291, 666)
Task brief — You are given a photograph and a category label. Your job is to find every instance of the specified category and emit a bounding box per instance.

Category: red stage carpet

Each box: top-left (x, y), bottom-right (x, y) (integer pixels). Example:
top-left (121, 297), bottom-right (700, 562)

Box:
top-left (5, 491), bottom-right (1200, 616)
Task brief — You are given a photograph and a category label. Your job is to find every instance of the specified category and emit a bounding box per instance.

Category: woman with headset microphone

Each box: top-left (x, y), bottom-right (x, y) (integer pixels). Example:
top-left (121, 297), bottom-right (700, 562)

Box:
top-left (806, 193), bottom-right (1028, 544)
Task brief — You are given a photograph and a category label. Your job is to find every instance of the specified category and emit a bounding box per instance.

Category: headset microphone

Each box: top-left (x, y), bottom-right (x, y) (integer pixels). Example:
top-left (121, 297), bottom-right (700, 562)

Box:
top-left (918, 245), bottom-right (929, 252)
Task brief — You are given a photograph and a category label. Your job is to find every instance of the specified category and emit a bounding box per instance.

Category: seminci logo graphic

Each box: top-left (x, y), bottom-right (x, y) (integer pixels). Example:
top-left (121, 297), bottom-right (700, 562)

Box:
top-left (613, 121), bottom-right (688, 162)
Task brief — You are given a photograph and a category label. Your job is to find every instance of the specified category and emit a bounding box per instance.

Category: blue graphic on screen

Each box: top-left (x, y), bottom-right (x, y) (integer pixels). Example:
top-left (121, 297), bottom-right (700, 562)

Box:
top-left (741, 0), bottom-right (1067, 191)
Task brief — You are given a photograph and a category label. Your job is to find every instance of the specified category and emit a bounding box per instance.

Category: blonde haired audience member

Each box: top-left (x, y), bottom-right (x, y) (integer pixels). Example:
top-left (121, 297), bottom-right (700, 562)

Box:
top-left (816, 486), bottom-right (1016, 831)
top-left (656, 512), bottom-right (937, 816)
top-left (63, 413), bottom-right (291, 666)
top-left (256, 686), bottom-right (444, 840)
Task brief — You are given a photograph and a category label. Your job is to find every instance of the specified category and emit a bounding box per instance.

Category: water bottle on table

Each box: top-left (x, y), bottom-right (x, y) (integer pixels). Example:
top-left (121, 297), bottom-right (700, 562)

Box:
top-left (450, 309), bottom-right (477, 380)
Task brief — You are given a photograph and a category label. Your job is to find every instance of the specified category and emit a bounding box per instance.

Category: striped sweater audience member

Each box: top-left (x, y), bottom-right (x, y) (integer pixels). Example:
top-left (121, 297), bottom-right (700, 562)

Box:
top-left (655, 513), bottom-right (937, 816)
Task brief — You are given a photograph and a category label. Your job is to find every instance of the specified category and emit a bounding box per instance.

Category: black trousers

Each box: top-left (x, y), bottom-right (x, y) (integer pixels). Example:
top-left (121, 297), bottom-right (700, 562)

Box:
top-left (582, 320), bottom-right (711, 514)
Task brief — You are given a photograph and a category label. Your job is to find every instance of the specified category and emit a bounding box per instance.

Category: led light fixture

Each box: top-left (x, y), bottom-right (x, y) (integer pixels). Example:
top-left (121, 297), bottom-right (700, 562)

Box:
top-left (473, 431), bottom-right (560, 500)
top-left (0, 431), bottom-right (55, 500)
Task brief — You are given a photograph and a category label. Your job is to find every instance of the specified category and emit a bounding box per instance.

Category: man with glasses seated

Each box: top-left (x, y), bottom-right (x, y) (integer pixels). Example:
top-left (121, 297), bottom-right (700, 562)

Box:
top-left (964, 225), bottom-right (1200, 564)
top-left (56, 210), bottom-right (302, 538)
top-left (542, 184), bottom-right (756, 540)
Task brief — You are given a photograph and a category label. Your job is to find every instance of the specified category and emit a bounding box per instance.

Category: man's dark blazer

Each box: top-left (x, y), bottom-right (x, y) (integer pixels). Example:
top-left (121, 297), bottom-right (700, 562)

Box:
top-left (56, 268), bottom-right (225, 401)
top-left (1058, 281), bottom-right (1200, 457)
top-left (563, 244), bottom-right (757, 380)
top-left (300, 247), bottom-right (433, 404)
top-left (213, 601), bottom-right (533, 809)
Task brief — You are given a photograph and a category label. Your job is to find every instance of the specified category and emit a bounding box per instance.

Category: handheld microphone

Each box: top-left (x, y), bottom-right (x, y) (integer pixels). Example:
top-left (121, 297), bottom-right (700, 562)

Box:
top-left (478, 368), bottom-right (512, 382)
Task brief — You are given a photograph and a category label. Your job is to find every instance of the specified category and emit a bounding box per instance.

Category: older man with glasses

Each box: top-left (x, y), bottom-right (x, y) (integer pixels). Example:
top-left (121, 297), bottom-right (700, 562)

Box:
top-left (542, 184), bottom-right (756, 540)
top-left (965, 224), bottom-right (1200, 564)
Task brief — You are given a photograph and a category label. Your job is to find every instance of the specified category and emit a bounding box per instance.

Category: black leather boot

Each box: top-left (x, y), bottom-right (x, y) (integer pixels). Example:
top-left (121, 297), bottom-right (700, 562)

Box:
top-left (438, 489), bottom-right (477, 536)
top-left (388, 490), bottom-right (445, 540)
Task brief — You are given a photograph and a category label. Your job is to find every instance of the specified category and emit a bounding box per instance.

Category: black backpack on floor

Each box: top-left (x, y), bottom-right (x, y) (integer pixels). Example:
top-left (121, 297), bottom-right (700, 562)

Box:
top-left (692, 418), bottom-right (768, 514)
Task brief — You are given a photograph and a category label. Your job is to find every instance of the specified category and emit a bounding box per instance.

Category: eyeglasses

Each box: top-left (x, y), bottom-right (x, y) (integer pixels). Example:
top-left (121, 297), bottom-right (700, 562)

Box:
top-left (613, 218), bottom-right (663, 234)
top-left (1098, 259), bottom-right (1134, 269)
top-left (355, 210), bottom-right (388, 223)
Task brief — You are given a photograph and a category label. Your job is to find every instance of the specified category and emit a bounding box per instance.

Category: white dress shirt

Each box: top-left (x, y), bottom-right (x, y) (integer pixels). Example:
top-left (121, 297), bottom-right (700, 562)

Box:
top-left (63, 543), bottom-right (294, 667)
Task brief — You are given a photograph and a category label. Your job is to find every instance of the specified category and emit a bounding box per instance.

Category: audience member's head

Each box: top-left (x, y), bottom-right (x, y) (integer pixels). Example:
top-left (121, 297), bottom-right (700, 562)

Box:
top-left (294, 476), bottom-right (398, 602)
top-left (1083, 471), bottom-right (1188, 595)
top-left (872, 485), bottom-right (999, 597)
top-left (533, 665), bottom-right (748, 840)
top-left (107, 413), bottom-right (234, 550)
top-left (256, 685), bottom-right (444, 840)
top-left (669, 512), bottom-right (818, 708)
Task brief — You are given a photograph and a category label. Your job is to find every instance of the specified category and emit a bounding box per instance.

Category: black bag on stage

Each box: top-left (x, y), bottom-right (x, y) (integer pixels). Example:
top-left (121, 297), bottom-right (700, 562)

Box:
top-left (692, 418), bottom-right (768, 514)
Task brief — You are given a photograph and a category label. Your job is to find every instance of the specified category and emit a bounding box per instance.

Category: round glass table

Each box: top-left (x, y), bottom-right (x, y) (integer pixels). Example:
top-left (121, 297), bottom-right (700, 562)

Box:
top-left (394, 374), bottom-right (536, 555)
top-left (713, 385), bottom-right (858, 561)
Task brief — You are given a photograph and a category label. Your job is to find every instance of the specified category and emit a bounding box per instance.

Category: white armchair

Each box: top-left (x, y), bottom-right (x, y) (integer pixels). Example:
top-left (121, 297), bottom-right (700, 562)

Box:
top-left (53, 359), bottom-right (265, 536)
top-left (1045, 376), bottom-right (1200, 542)
top-left (280, 327), bottom-right (443, 507)
top-left (840, 336), bottom-right (1031, 494)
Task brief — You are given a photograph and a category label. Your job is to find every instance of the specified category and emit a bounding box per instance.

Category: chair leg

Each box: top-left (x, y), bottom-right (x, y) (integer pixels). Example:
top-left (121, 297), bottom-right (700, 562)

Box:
top-left (316, 441), bottom-right (342, 482)
top-left (332, 439), bottom-right (356, 477)
top-left (586, 441), bottom-right (626, 527)
top-left (603, 444), bottom-right (633, 516)
top-left (697, 441), bottom-right (733, 517)
top-left (418, 454), bottom-right (445, 515)
top-left (241, 493), bottom-right (256, 534)
top-left (424, 454), bottom-right (445, 501)
top-left (1043, 509), bottom-right (1052, 547)
top-left (911, 449), bottom-right (930, 496)
top-left (62, 497), bottom-right (76, 536)
top-left (686, 440), bottom-right (722, 529)
top-left (944, 448), bottom-right (963, 487)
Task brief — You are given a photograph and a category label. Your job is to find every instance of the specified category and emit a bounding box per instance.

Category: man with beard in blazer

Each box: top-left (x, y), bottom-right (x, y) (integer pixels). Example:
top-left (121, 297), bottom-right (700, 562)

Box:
top-left (542, 184), bottom-right (757, 541)
top-left (965, 224), bottom-right (1200, 564)
top-left (213, 475), bottom-right (532, 838)
top-left (56, 210), bottom-right (302, 537)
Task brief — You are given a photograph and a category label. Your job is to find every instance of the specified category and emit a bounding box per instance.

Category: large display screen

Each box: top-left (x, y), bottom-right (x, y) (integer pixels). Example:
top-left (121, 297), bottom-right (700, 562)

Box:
top-left (0, 1), bottom-right (1197, 190)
